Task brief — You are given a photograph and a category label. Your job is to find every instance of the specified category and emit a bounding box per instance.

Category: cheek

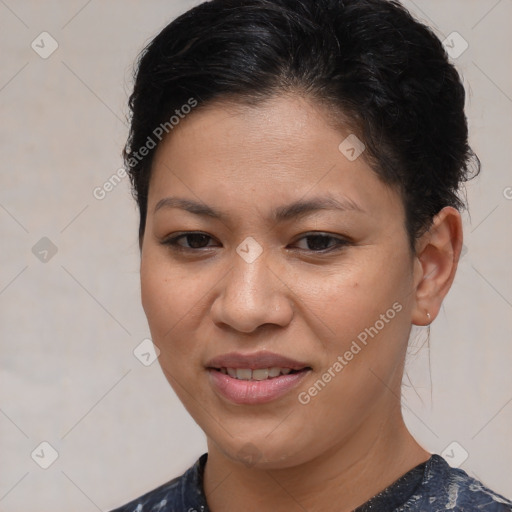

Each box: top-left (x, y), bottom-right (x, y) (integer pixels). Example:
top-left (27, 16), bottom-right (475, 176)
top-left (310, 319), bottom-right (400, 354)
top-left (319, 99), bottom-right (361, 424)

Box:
top-left (140, 256), bottom-right (172, 335)
top-left (140, 253), bottom-right (201, 355)
top-left (294, 251), bottom-right (413, 345)
top-left (140, 250), bottom-right (232, 392)
top-left (315, 261), bottom-right (412, 384)
top-left (294, 257), bottom-right (415, 422)
top-left (140, 260), bottom-right (199, 403)
top-left (292, 270), bottom-right (411, 440)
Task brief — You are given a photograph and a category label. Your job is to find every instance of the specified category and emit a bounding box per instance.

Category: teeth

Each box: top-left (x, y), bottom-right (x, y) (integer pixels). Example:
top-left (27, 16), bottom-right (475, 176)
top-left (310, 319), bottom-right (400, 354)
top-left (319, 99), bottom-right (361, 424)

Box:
top-left (252, 369), bottom-right (269, 381)
top-left (268, 367), bottom-right (281, 377)
top-left (220, 367), bottom-right (298, 380)
top-left (235, 368), bottom-right (252, 380)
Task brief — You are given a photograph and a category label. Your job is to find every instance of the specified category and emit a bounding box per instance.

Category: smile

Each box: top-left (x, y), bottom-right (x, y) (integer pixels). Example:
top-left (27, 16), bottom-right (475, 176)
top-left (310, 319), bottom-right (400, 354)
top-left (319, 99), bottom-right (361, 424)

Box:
top-left (205, 351), bottom-right (312, 404)
top-left (214, 367), bottom-right (300, 381)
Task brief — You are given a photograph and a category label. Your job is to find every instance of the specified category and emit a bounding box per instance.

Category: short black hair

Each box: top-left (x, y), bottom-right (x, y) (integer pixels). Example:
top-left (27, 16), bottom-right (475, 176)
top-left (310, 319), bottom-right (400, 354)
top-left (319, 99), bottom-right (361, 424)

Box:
top-left (124, 0), bottom-right (479, 250)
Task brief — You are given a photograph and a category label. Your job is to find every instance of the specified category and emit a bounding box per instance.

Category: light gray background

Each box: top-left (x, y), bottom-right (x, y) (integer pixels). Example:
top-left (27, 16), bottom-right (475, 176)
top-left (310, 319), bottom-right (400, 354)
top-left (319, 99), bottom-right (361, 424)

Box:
top-left (0, 1), bottom-right (511, 510)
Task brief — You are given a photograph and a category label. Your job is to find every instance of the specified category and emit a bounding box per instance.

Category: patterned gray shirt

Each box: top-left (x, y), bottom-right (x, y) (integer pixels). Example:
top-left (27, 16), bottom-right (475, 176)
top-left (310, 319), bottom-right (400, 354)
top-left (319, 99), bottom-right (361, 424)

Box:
top-left (109, 453), bottom-right (512, 511)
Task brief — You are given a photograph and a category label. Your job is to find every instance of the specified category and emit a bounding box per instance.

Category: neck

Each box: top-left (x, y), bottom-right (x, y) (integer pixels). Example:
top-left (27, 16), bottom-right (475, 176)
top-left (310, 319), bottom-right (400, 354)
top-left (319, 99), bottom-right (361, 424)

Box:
top-left (203, 401), bottom-right (430, 512)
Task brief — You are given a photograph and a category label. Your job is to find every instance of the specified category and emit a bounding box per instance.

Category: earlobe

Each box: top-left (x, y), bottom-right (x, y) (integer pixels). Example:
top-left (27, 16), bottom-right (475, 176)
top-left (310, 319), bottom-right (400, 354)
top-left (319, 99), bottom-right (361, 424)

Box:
top-left (411, 206), bottom-right (463, 326)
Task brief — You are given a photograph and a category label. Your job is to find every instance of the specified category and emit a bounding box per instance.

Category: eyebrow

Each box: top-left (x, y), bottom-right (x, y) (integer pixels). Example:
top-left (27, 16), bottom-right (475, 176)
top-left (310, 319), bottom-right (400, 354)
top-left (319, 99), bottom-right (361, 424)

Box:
top-left (154, 194), bottom-right (366, 222)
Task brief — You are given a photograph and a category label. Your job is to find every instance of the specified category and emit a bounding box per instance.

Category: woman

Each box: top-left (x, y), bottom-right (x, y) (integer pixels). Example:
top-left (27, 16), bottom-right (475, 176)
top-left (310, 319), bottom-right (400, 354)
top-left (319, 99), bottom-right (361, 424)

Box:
top-left (110, 0), bottom-right (512, 510)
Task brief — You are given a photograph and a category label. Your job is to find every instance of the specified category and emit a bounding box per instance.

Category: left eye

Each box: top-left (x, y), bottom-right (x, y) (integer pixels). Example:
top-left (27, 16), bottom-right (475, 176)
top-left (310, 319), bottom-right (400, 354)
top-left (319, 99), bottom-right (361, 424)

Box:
top-left (293, 234), bottom-right (349, 252)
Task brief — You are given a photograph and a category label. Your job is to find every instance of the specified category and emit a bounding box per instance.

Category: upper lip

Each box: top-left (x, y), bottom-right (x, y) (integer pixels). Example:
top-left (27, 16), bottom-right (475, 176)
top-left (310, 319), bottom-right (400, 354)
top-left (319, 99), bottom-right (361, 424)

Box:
top-left (206, 351), bottom-right (310, 370)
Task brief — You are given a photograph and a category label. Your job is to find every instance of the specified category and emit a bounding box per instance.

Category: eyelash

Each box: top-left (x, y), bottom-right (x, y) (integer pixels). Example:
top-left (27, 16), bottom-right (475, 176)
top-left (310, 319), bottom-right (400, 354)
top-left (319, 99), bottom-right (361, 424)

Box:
top-left (160, 232), bottom-right (351, 254)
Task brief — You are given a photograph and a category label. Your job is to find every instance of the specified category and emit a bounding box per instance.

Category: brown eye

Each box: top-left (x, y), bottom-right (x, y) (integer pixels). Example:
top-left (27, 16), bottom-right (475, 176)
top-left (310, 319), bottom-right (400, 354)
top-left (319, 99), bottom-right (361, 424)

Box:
top-left (293, 233), bottom-right (350, 252)
top-left (161, 232), bottom-right (218, 251)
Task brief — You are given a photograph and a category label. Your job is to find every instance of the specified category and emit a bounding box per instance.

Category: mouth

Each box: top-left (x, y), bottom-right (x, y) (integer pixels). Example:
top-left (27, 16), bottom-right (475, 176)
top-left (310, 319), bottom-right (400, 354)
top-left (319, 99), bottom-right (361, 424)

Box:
top-left (206, 351), bottom-right (312, 404)
top-left (210, 367), bottom-right (308, 381)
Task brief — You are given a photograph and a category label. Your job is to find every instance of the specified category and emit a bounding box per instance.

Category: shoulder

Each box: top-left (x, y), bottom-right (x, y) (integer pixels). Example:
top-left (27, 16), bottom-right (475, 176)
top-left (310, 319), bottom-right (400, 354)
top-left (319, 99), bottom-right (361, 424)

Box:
top-left (107, 453), bottom-right (208, 512)
top-left (107, 475), bottom-right (183, 512)
top-left (400, 454), bottom-right (512, 511)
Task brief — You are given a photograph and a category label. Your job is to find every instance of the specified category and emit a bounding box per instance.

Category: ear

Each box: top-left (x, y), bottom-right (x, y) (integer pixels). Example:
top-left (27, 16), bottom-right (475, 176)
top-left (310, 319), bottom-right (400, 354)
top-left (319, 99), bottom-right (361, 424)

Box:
top-left (411, 206), bottom-right (463, 326)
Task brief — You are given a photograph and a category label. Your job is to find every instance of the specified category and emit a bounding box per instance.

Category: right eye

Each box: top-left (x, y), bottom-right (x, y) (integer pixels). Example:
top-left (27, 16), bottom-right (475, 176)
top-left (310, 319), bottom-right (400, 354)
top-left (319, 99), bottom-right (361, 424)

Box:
top-left (160, 232), bottom-right (219, 251)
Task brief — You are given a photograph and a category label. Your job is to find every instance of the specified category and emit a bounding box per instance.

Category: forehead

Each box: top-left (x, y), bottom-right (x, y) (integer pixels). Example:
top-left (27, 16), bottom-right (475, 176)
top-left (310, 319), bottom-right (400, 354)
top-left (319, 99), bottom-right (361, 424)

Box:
top-left (148, 94), bottom-right (402, 222)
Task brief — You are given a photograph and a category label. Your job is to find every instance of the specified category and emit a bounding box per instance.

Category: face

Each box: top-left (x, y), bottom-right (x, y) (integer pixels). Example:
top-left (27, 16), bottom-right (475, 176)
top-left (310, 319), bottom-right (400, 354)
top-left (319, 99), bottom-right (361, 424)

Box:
top-left (140, 94), bottom-right (419, 469)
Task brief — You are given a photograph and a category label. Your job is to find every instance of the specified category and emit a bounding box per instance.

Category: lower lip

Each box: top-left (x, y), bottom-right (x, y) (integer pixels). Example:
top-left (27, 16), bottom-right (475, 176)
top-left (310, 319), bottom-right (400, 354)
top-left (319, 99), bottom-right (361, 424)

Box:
top-left (208, 369), bottom-right (310, 405)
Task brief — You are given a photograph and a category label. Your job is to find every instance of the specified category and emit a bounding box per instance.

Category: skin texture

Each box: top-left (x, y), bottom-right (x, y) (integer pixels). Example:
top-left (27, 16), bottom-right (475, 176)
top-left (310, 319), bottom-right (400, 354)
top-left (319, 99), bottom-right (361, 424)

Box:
top-left (140, 94), bottom-right (463, 511)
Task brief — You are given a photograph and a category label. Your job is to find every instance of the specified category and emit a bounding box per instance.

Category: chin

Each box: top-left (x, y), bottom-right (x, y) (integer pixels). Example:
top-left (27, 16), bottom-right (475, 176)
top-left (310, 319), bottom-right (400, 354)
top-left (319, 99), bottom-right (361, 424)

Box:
top-left (210, 431), bottom-right (314, 470)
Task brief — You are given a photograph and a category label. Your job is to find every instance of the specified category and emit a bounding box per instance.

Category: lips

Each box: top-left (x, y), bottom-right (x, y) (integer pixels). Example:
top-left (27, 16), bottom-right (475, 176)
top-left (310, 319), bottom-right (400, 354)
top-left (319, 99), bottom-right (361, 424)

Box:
top-left (206, 351), bottom-right (312, 405)
top-left (220, 367), bottom-right (294, 381)
top-left (206, 351), bottom-right (310, 371)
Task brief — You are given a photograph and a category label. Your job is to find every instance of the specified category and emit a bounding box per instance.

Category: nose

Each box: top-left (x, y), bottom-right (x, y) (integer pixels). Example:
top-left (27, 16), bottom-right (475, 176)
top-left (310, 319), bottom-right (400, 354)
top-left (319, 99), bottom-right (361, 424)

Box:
top-left (210, 249), bottom-right (294, 334)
